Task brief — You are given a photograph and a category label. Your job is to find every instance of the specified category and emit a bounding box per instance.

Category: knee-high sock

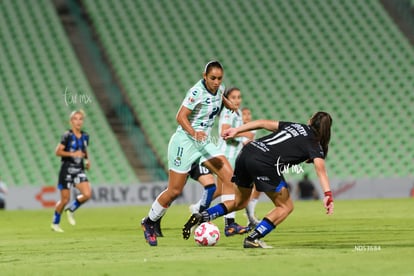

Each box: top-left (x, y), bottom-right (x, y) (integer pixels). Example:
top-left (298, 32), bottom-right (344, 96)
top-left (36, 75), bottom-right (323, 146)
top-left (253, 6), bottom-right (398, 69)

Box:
top-left (199, 184), bottom-right (216, 212)
top-left (148, 197), bottom-right (168, 222)
top-left (247, 217), bottom-right (276, 240)
top-left (202, 203), bottom-right (228, 222)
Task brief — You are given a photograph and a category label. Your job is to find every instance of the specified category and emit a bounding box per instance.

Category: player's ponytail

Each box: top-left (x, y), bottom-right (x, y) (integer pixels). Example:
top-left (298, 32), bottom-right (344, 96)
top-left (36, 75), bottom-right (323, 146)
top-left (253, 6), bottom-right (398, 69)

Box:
top-left (309, 111), bottom-right (332, 158)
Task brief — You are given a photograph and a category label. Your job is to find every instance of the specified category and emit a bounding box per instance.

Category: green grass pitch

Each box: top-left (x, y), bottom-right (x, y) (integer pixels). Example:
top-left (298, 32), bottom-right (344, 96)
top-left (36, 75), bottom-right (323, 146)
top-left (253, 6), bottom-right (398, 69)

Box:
top-left (1, 198), bottom-right (413, 275)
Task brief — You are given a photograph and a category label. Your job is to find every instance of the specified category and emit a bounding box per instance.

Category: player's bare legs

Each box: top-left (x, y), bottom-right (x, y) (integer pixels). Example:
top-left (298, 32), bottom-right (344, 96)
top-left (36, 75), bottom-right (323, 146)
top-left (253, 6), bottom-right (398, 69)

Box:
top-left (263, 188), bottom-right (294, 225)
top-left (203, 157), bottom-right (249, 235)
top-left (51, 189), bottom-right (71, 232)
top-left (142, 170), bottom-right (188, 245)
top-left (74, 182), bottom-right (92, 203)
top-left (65, 181), bottom-right (92, 226)
top-left (203, 156), bottom-right (234, 200)
top-left (55, 189), bottom-right (71, 214)
top-left (243, 188), bottom-right (293, 248)
top-left (157, 171), bottom-right (188, 207)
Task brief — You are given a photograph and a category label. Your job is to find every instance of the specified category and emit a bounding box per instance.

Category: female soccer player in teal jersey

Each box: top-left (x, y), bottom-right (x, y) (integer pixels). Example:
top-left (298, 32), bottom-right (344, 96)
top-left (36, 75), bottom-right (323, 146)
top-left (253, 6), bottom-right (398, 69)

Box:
top-left (51, 110), bottom-right (92, 232)
top-left (141, 61), bottom-right (237, 246)
top-left (183, 112), bottom-right (334, 248)
top-left (188, 88), bottom-right (253, 237)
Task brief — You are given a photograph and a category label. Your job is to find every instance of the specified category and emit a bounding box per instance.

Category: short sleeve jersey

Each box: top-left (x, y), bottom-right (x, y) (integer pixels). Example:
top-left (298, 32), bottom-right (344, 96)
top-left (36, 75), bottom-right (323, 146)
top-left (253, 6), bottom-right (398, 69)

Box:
top-left (177, 79), bottom-right (225, 136)
top-left (217, 107), bottom-right (243, 159)
top-left (247, 121), bottom-right (324, 168)
top-left (60, 129), bottom-right (89, 168)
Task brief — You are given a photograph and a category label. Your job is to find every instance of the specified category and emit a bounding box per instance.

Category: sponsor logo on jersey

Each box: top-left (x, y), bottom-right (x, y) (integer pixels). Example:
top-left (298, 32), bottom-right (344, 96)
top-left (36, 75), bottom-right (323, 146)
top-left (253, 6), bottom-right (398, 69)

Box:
top-left (256, 176), bottom-right (270, 181)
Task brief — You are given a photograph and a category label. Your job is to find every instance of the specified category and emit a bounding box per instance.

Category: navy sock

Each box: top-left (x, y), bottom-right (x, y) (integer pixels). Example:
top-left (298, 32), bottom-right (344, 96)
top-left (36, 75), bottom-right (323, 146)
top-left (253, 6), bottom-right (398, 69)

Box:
top-left (68, 199), bottom-right (82, 212)
top-left (247, 217), bottom-right (276, 241)
top-left (52, 211), bottom-right (61, 224)
top-left (225, 218), bottom-right (235, 227)
top-left (199, 184), bottom-right (216, 212)
top-left (202, 203), bottom-right (228, 222)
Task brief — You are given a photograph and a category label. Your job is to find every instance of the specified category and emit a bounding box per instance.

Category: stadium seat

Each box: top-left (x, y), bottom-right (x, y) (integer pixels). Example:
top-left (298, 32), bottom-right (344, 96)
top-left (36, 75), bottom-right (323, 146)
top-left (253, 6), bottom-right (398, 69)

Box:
top-left (0, 0), bottom-right (139, 186)
top-left (80, 0), bottom-right (414, 180)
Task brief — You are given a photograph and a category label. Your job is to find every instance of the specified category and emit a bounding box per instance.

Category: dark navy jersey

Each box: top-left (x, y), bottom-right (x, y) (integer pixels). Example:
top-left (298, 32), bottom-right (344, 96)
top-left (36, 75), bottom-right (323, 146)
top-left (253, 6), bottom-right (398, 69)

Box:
top-left (244, 121), bottom-right (324, 169)
top-left (60, 129), bottom-right (89, 167)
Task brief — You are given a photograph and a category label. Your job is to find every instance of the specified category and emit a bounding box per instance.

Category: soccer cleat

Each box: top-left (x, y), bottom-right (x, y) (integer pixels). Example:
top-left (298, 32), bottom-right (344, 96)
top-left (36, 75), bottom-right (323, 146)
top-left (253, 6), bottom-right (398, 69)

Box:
top-left (65, 209), bottom-right (76, 226)
top-left (141, 218), bottom-right (157, 246)
top-left (182, 213), bottom-right (202, 240)
top-left (51, 224), bottom-right (64, 233)
top-left (224, 222), bottom-right (249, 237)
top-left (154, 218), bottom-right (164, 237)
top-left (243, 238), bottom-right (273, 249)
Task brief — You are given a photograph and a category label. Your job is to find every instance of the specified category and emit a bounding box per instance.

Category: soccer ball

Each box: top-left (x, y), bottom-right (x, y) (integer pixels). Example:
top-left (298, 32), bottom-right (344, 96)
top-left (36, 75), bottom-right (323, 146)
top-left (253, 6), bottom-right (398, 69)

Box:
top-left (194, 222), bottom-right (220, 246)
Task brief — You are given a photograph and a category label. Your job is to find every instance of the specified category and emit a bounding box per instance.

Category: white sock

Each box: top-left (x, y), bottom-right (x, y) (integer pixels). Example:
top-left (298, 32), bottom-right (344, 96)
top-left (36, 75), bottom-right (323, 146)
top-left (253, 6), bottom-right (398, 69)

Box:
top-left (221, 194), bottom-right (235, 219)
top-left (224, 211), bottom-right (236, 219)
top-left (246, 198), bottom-right (258, 220)
top-left (190, 200), bottom-right (202, 213)
top-left (148, 199), bottom-right (167, 222)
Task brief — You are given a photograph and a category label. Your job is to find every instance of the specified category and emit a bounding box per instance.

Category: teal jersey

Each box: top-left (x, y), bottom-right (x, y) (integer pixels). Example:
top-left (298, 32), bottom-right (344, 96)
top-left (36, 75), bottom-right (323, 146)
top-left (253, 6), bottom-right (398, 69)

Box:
top-left (177, 79), bottom-right (225, 136)
top-left (218, 107), bottom-right (243, 161)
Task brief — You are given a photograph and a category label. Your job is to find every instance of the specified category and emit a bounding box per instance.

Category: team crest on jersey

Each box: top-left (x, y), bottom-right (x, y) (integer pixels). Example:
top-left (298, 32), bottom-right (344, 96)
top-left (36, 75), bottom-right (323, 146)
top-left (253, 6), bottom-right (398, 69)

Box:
top-left (174, 156), bottom-right (182, 167)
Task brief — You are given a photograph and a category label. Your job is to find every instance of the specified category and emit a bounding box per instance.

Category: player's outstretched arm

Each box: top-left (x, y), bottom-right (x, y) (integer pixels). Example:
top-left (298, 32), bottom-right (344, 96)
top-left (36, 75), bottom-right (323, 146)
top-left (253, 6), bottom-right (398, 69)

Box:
top-left (313, 158), bottom-right (334, 215)
top-left (222, 120), bottom-right (279, 139)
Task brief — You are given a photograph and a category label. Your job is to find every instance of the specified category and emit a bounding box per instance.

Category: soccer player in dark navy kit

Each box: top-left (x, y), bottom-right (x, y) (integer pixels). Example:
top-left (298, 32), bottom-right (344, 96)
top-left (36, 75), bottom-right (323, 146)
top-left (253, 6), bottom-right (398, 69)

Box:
top-left (51, 110), bottom-right (92, 232)
top-left (183, 111), bottom-right (334, 248)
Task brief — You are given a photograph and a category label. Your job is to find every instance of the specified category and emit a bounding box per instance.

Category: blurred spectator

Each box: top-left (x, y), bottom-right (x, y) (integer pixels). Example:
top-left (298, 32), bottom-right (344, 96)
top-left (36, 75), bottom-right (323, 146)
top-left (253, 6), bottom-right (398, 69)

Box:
top-left (0, 178), bottom-right (8, 209)
top-left (297, 173), bottom-right (319, 200)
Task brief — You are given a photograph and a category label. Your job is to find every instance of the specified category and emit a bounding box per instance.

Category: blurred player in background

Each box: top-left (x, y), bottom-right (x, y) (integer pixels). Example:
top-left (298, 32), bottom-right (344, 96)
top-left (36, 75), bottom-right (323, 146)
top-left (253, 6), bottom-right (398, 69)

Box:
top-left (215, 87), bottom-right (252, 236)
top-left (183, 112), bottom-right (334, 248)
top-left (0, 177), bottom-right (8, 210)
top-left (141, 60), bottom-right (237, 246)
top-left (241, 107), bottom-right (262, 228)
top-left (51, 110), bottom-right (91, 232)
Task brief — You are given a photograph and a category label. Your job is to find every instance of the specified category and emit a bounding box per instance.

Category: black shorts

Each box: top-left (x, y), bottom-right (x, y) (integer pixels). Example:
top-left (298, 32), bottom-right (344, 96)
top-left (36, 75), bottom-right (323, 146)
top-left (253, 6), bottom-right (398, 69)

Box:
top-left (57, 163), bottom-right (88, 190)
top-left (232, 148), bottom-right (287, 193)
top-left (188, 162), bottom-right (211, 181)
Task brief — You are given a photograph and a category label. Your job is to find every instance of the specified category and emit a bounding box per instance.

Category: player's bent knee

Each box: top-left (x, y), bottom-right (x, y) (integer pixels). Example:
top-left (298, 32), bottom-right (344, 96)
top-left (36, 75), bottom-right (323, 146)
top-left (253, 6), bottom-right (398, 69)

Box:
top-left (207, 157), bottom-right (224, 170)
top-left (288, 204), bottom-right (294, 214)
top-left (82, 191), bottom-right (92, 200)
top-left (61, 197), bottom-right (70, 205)
top-left (167, 188), bottom-right (182, 199)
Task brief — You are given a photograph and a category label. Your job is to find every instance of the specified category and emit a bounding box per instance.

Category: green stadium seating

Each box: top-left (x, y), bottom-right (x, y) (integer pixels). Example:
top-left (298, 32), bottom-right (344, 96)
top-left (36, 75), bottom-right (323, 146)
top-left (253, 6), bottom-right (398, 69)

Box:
top-left (83, 0), bottom-right (414, 180)
top-left (0, 0), bottom-right (139, 186)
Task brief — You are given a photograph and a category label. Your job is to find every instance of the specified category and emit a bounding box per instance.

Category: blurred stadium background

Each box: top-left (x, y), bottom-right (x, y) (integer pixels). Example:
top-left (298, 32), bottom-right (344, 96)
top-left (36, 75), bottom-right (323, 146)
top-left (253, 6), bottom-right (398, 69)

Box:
top-left (0, 0), bottom-right (413, 209)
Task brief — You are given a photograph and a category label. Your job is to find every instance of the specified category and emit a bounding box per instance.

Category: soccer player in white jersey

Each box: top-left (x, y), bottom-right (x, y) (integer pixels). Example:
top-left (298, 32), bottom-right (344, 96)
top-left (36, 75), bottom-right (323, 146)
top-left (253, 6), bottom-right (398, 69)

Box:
top-left (141, 61), bottom-right (237, 246)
